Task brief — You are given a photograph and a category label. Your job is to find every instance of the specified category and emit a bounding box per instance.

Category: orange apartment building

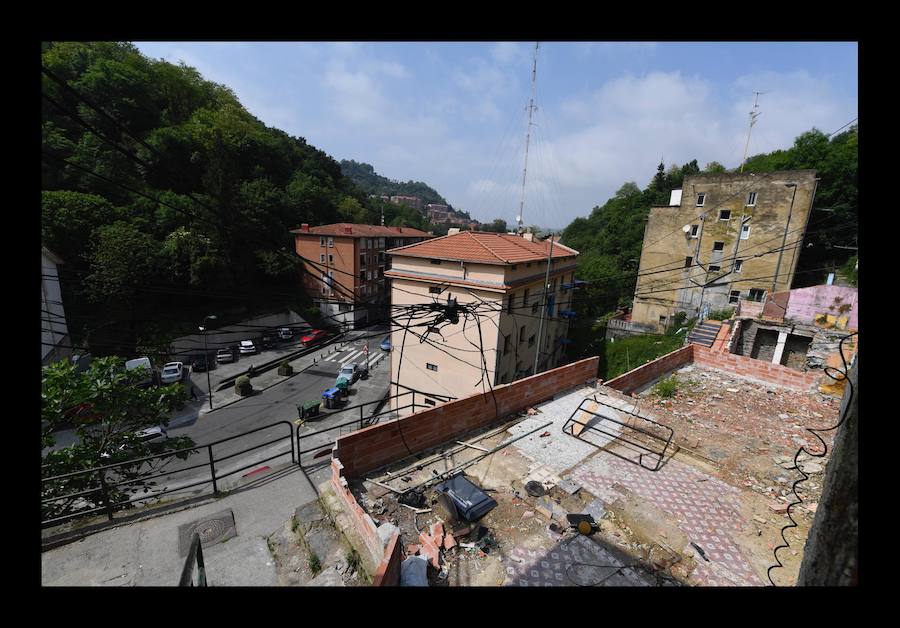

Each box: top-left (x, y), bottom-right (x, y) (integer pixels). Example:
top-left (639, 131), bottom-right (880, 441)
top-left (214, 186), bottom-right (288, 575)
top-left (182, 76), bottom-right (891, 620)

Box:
top-left (292, 223), bottom-right (431, 329)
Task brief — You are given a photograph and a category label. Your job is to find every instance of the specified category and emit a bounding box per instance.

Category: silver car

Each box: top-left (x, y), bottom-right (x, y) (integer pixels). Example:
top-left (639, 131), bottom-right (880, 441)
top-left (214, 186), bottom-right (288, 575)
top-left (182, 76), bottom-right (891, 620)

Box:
top-left (160, 362), bottom-right (183, 384)
top-left (239, 340), bottom-right (257, 355)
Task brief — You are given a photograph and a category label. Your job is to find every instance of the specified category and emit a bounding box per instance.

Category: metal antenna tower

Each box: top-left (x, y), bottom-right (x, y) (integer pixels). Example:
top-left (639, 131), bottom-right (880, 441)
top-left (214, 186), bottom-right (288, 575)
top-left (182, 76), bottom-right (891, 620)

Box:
top-left (740, 90), bottom-right (767, 173)
top-left (516, 42), bottom-right (540, 233)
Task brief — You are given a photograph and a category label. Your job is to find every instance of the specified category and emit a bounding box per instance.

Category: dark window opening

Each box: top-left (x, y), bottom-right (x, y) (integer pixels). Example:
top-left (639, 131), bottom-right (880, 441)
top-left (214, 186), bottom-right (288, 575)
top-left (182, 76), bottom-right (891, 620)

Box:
top-left (684, 256), bottom-right (693, 268)
top-left (713, 241), bottom-right (725, 252)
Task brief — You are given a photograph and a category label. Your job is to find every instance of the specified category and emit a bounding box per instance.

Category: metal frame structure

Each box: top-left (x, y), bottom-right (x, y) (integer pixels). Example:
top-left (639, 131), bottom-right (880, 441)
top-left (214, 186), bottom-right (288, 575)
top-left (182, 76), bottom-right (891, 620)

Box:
top-left (179, 533), bottom-right (208, 586)
top-left (562, 395), bottom-right (674, 472)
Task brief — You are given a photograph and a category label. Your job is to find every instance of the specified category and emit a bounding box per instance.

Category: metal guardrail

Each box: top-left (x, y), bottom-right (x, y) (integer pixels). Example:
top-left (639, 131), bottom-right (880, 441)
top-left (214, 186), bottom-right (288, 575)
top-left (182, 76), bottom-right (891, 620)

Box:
top-left (41, 420), bottom-right (296, 529)
top-left (562, 395), bottom-right (674, 472)
top-left (179, 533), bottom-right (208, 586)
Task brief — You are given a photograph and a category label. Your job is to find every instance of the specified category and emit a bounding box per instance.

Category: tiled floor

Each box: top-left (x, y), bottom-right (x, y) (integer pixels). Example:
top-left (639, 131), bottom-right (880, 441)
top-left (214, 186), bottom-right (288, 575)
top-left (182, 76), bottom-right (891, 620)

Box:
top-left (503, 535), bottom-right (654, 587)
top-left (569, 453), bottom-right (764, 586)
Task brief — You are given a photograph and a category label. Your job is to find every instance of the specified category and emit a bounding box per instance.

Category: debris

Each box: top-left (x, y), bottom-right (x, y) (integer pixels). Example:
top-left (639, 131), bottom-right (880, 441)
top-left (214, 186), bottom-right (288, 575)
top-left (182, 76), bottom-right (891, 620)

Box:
top-left (558, 479), bottom-right (582, 495)
top-left (522, 510), bottom-right (534, 519)
top-left (525, 481), bottom-right (546, 497)
top-left (726, 388), bottom-right (739, 393)
top-left (401, 476), bottom-right (412, 482)
top-left (434, 474), bottom-right (497, 522)
top-left (539, 431), bottom-right (551, 438)
top-left (753, 515), bottom-right (767, 524)
top-left (526, 407), bottom-right (540, 415)
top-left (443, 533), bottom-right (457, 551)
top-left (690, 542), bottom-right (710, 562)
top-left (768, 502), bottom-right (790, 514)
top-left (400, 555), bottom-right (429, 587)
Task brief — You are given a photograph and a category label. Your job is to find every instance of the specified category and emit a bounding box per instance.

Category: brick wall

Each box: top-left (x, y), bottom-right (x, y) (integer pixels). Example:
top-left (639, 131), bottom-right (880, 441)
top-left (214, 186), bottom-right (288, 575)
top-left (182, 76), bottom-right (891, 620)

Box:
top-left (372, 532), bottom-right (402, 586)
top-left (331, 458), bottom-right (384, 567)
top-left (693, 345), bottom-right (820, 391)
top-left (333, 357), bottom-right (599, 479)
top-left (604, 345), bottom-right (694, 394)
top-left (737, 299), bottom-right (764, 319)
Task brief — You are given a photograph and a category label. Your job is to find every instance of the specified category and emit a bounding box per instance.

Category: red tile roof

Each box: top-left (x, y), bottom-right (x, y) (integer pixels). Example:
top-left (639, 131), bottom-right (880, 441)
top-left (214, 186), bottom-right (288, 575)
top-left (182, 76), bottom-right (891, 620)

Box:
top-left (290, 223), bottom-right (432, 238)
top-left (387, 231), bottom-right (578, 265)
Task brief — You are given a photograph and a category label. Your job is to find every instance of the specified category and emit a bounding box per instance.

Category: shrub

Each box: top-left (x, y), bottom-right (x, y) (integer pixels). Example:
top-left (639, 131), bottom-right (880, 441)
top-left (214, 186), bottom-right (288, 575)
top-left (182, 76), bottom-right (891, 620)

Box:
top-left (707, 307), bottom-right (734, 321)
top-left (308, 552), bottom-right (322, 575)
top-left (653, 376), bottom-right (679, 398)
top-left (235, 375), bottom-right (252, 396)
top-left (278, 360), bottom-right (294, 376)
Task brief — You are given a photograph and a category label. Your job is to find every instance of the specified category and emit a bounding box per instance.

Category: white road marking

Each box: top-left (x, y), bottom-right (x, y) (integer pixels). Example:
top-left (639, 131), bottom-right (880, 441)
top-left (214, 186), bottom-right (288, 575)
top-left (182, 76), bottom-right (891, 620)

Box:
top-left (340, 349), bottom-right (363, 365)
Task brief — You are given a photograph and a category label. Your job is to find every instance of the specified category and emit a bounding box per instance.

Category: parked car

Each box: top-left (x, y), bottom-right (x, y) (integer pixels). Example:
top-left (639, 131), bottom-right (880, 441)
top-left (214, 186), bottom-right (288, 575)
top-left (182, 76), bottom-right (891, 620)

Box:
top-left (101, 426), bottom-right (168, 459)
top-left (216, 347), bottom-right (235, 364)
top-left (300, 329), bottom-right (328, 347)
top-left (338, 362), bottom-right (360, 385)
top-left (278, 327), bottom-right (294, 341)
top-left (239, 340), bottom-right (257, 355)
top-left (125, 356), bottom-right (154, 388)
top-left (160, 362), bottom-right (184, 385)
top-left (260, 332), bottom-right (278, 350)
top-left (191, 353), bottom-right (211, 372)
top-left (380, 336), bottom-right (391, 351)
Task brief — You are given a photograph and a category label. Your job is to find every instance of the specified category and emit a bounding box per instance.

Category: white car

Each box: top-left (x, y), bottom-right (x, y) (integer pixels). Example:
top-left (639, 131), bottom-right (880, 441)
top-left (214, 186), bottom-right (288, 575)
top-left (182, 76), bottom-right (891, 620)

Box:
top-left (278, 327), bottom-right (294, 341)
top-left (160, 362), bottom-right (184, 385)
top-left (101, 426), bottom-right (169, 459)
top-left (239, 340), bottom-right (257, 355)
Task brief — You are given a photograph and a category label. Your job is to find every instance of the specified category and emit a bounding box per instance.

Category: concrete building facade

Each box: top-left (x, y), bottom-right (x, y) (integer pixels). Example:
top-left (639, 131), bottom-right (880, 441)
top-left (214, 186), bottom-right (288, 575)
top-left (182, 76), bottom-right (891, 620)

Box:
top-left (385, 231), bottom-right (578, 413)
top-left (630, 170), bottom-right (818, 333)
top-left (292, 224), bottom-right (431, 329)
top-left (389, 196), bottom-right (423, 211)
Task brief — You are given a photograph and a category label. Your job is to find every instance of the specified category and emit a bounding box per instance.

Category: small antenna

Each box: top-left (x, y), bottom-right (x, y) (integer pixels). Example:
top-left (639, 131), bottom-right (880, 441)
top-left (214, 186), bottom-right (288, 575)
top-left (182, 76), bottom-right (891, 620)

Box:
top-left (517, 42), bottom-right (540, 233)
top-left (740, 90), bottom-right (767, 173)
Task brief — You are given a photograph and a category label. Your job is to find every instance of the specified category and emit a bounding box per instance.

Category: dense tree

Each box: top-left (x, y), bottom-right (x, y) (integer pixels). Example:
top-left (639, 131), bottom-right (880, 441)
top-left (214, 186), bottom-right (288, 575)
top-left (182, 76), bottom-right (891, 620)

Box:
top-left (41, 356), bottom-right (194, 522)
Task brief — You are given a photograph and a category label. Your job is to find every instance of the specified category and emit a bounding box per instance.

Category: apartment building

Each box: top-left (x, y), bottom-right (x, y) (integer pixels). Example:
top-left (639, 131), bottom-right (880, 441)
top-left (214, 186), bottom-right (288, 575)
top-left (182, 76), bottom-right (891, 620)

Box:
top-left (385, 231), bottom-right (579, 413)
top-left (389, 195), bottom-right (423, 211)
top-left (292, 223), bottom-right (431, 329)
top-left (630, 170), bottom-right (818, 333)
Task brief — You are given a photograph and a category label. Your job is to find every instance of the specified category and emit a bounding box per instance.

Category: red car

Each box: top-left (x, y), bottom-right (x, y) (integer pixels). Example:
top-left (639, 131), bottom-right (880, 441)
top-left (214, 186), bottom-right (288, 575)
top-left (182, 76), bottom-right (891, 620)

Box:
top-left (300, 329), bottom-right (328, 347)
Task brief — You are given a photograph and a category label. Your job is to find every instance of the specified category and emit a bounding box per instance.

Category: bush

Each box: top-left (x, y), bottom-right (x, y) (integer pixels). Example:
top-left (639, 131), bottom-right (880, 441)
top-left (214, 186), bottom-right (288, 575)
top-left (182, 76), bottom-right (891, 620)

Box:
top-left (235, 375), bottom-right (252, 396)
top-left (653, 376), bottom-right (679, 398)
top-left (278, 360), bottom-right (293, 376)
top-left (707, 307), bottom-right (734, 321)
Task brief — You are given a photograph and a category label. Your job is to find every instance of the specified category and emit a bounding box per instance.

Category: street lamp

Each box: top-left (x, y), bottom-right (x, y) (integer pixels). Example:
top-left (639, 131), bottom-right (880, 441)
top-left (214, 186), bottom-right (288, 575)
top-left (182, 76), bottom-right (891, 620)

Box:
top-left (199, 315), bottom-right (217, 411)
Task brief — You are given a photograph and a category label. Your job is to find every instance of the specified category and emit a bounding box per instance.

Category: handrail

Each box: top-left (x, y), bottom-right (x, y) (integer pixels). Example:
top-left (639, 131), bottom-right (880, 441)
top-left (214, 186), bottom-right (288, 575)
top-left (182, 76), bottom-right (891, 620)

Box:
top-left (179, 533), bottom-right (208, 586)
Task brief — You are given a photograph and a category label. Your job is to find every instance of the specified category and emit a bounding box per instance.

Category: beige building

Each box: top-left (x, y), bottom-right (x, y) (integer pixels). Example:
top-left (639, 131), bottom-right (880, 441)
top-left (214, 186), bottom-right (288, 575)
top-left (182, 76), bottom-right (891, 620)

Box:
top-left (385, 231), bottom-right (579, 414)
top-left (630, 170), bottom-right (818, 333)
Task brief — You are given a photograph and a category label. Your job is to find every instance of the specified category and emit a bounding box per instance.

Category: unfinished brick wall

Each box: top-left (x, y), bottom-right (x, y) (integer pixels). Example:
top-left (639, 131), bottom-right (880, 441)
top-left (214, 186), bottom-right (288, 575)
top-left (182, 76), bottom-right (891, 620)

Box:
top-left (331, 458), bottom-right (384, 567)
top-left (604, 345), bottom-right (694, 394)
top-left (333, 357), bottom-right (599, 479)
top-left (693, 345), bottom-right (820, 391)
top-left (372, 532), bottom-right (402, 586)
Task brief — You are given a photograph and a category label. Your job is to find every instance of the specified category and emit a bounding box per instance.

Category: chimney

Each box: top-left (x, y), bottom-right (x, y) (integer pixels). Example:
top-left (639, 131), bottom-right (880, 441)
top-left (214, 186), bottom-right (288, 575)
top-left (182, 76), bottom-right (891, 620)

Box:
top-left (394, 226), bottom-right (403, 233)
top-left (522, 233), bottom-right (535, 242)
top-left (300, 223), bottom-right (309, 232)
top-left (447, 227), bottom-right (461, 235)
top-left (343, 226), bottom-right (353, 234)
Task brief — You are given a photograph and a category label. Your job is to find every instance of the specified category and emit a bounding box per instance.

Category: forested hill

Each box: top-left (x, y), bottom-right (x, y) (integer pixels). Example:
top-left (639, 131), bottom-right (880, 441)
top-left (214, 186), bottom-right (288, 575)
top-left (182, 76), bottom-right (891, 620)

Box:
top-left (41, 42), bottom-right (372, 355)
top-left (339, 159), bottom-right (448, 207)
top-left (562, 126), bottom-right (858, 320)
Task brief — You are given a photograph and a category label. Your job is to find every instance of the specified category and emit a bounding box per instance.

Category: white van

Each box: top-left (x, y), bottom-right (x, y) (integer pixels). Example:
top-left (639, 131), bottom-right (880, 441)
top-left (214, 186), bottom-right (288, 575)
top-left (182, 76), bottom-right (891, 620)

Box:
top-left (125, 357), bottom-right (154, 387)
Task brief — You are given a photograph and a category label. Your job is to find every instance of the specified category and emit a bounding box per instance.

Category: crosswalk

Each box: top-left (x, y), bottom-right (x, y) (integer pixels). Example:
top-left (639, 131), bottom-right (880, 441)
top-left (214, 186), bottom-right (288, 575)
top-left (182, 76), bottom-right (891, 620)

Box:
top-left (324, 345), bottom-right (385, 370)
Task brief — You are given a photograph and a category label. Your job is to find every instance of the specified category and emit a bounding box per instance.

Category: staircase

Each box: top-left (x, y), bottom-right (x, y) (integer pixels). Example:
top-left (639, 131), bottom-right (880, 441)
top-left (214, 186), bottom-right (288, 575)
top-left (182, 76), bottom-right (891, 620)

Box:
top-left (687, 321), bottom-right (722, 348)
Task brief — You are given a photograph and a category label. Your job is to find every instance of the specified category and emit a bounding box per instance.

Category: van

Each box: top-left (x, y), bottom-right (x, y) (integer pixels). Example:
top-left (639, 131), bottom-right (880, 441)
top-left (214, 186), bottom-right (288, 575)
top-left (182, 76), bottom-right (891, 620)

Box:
top-left (125, 357), bottom-right (154, 388)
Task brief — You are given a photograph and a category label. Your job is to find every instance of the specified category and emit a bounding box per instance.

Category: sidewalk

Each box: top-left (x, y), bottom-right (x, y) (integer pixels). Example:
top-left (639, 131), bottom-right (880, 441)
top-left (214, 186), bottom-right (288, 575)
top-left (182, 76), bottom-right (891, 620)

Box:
top-left (41, 463), bottom-right (322, 586)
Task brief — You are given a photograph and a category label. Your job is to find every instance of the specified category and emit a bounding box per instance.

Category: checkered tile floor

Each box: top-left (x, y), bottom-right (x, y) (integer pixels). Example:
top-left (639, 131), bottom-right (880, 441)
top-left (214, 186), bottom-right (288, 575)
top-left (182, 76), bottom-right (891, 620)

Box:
top-left (503, 535), bottom-right (653, 587)
top-left (569, 454), bottom-right (764, 586)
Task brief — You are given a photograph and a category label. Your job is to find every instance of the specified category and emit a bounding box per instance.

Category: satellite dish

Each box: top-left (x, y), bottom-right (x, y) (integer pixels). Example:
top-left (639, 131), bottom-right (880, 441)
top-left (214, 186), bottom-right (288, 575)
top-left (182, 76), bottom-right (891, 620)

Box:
top-left (682, 225), bottom-right (692, 233)
top-left (515, 215), bottom-right (522, 224)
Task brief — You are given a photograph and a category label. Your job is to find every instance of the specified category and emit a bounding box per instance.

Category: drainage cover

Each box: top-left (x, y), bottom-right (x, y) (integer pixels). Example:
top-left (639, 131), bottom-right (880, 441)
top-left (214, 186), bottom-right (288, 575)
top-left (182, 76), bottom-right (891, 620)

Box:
top-left (178, 509), bottom-right (237, 556)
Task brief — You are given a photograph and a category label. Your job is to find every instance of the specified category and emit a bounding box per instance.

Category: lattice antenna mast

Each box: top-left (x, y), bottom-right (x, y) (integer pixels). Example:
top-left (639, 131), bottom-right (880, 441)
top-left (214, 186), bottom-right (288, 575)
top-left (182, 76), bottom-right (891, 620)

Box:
top-left (516, 42), bottom-right (540, 233)
top-left (740, 90), bottom-right (767, 173)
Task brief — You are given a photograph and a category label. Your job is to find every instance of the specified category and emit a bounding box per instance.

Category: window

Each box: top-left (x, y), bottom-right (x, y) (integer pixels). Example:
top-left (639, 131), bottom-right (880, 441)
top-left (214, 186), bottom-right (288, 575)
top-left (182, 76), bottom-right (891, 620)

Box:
top-left (511, 265), bottom-right (518, 271)
top-left (327, 237), bottom-right (334, 248)
top-left (713, 241), bottom-right (724, 252)
top-left (734, 259), bottom-right (743, 273)
top-left (523, 288), bottom-right (529, 307)
top-left (748, 288), bottom-right (766, 302)
top-left (527, 262), bottom-right (532, 268)
top-left (528, 334), bottom-right (535, 347)
top-left (378, 238), bottom-right (385, 248)
top-left (426, 363), bottom-right (438, 372)
top-left (503, 335), bottom-right (511, 354)
top-left (684, 256), bottom-right (693, 268)
top-left (709, 265), bottom-right (721, 272)
top-left (339, 303), bottom-right (352, 312)
top-left (368, 270), bottom-right (373, 281)
top-left (360, 254), bottom-right (366, 266)
top-left (659, 315), bottom-right (667, 326)
top-left (532, 299), bottom-right (539, 314)
top-left (740, 224), bottom-right (751, 240)
top-left (729, 290), bottom-right (740, 304)
top-left (719, 209), bottom-right (731, 221)
top-left (690, 224), bottom-right (699, 238)
top-left (746, 192), bottom-right (757, 207)
top-left (320, 237), bottom-right (326, 247)
top-left (320, 254), bottom-right (325, 263)
top-left (429, 286), bottom-right (442, 294)
top-left (424, 398), bottom-right (436, 407)
top-left (519, 325), bottom-right (526, 343)
top-left (696, 193), bottom-right (706, 206)
top-left (329, 254), bottom-right (334, 263)
top-left (430, 259), bottom-right (442, 265)
top-left (359, 271), bottom-right (365, 282)
top-left (507, 294), bottom-right (514, 314)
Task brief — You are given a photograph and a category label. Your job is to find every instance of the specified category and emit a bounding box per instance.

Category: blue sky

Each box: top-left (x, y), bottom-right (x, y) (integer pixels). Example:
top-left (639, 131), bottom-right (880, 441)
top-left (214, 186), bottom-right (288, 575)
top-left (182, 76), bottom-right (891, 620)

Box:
top-left (134, 41), bottom-right (857, 228)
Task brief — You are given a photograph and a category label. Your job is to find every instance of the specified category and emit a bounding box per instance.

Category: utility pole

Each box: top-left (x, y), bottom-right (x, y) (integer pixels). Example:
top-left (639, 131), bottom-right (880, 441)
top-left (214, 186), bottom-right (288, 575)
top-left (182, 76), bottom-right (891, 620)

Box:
top-left (772, 183), bottom-right (798, 293)
top-left (740, 91), bottom-right (766, 173)
top-left (199, 315), bottom-right (217, 411)
top-left (516, 42), bottom-right (540, 233)
top-left (534, 233), bottom-right (555, 374)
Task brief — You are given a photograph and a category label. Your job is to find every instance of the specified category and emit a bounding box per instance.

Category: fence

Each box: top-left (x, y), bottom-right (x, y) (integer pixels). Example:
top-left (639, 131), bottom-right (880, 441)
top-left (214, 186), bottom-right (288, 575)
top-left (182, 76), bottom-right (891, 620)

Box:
top-left (179, 533), bottom-right (208, 586)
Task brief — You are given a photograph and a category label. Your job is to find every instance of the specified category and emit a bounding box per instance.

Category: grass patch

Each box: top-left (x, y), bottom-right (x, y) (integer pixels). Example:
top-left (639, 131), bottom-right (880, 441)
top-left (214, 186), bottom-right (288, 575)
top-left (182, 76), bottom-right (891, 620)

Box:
top-left (346, 548), bottom-right (361, 573)
top-left (653, 376), bottom-right (679, 398)
top-left (604, 333), bottom-right (684, 380)
top-left (308, 552), bottom-right (322, 575)
top-left (707, 307), bottom-right (735, 321)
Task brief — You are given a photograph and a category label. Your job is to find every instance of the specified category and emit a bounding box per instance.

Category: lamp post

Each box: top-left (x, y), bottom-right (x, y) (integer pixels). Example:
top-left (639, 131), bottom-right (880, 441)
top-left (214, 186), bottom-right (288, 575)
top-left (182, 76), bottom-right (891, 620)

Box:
top-left (199, 315), bottom-right (217, 410)
top-left (772, 183), bottom-right (798, 293)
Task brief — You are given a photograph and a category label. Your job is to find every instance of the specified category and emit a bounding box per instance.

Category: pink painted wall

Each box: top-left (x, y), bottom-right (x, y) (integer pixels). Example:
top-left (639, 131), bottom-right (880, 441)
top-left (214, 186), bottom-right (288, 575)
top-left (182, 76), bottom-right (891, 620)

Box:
top-left (785, 286), bottom-right (858, 330)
